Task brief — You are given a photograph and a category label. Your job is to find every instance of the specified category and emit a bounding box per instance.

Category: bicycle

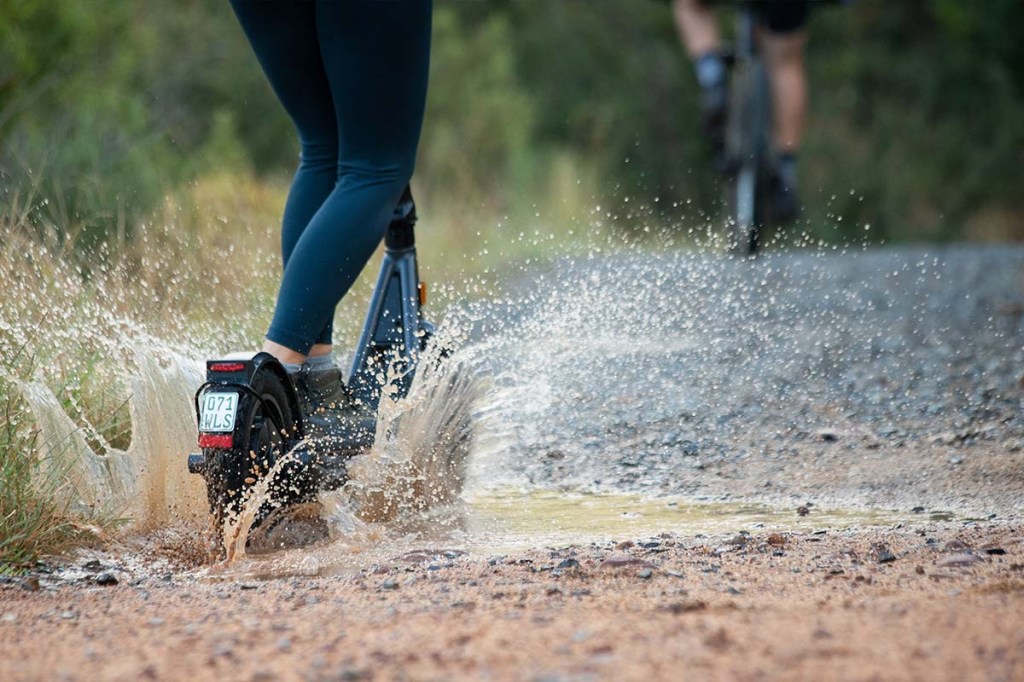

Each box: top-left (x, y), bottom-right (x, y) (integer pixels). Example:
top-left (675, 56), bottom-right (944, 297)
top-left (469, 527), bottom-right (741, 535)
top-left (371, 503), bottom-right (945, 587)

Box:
top-left (720, 1), bottom-right (777, 256)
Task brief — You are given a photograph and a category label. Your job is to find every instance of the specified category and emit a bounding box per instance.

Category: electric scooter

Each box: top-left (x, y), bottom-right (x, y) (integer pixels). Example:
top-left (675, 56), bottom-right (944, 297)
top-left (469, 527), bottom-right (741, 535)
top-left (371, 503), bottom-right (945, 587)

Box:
top-left (187, 186), bottom-right (434, 528)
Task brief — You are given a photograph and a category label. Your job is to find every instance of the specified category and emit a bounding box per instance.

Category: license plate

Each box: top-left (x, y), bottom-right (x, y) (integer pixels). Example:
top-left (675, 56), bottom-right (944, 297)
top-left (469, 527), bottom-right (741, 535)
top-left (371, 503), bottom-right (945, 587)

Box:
top-left (199, 392), bottom-right (239, 433)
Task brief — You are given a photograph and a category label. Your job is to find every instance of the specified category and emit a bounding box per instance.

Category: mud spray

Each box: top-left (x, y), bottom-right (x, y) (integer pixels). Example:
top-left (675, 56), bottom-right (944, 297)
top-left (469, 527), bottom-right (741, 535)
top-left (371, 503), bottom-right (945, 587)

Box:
top-left (8, 236), bottom-right (1019, 575)
top-left (13, 339), bottom-right (208, 529)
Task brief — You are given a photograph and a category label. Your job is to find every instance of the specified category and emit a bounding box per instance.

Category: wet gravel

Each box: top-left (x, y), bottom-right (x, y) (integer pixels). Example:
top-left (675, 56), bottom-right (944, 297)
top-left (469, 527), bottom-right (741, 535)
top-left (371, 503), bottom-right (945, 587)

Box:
top-left (471, 245), bottom-right (1024, 516)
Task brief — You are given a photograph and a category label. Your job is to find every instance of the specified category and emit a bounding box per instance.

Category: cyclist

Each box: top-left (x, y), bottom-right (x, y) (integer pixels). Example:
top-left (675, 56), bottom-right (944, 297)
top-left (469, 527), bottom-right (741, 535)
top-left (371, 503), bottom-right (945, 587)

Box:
top-left (228, 0), bottom-right (432, 434)
top-left (672, 0), bottom-right (807, 221)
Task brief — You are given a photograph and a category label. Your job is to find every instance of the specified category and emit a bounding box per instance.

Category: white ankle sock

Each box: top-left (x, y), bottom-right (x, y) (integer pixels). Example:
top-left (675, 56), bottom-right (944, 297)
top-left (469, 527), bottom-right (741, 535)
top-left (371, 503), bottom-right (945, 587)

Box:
top-left (304, 354), bottom-right (335, 371)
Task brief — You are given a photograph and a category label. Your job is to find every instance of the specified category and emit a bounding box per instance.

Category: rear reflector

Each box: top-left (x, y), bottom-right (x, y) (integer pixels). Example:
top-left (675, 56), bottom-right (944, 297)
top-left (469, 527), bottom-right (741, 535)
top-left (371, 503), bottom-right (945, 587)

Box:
top-left (199, 433), bottom-right (234, 449)
top-left (209, 362), bottom-right (246, 372)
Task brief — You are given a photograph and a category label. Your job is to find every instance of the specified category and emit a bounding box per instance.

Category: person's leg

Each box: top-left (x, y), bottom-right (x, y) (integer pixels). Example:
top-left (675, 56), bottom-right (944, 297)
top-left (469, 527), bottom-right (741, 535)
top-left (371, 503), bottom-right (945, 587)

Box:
top-left (672, 0), bottom-right (721, 58)
top-left (758, 1), bottom-right (809, 221)
top-left (760, 29), bottom-right (808, 155)
top-left (265, 0), bottom-right (432, 358)
top-left (228, 0), bottom-right (338, 363)
top-left (672, 0), bottom-right (727, 155)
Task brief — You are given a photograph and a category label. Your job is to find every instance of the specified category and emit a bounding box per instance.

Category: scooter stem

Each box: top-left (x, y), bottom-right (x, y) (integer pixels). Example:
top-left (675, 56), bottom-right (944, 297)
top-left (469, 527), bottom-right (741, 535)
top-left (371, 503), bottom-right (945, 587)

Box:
top-left (346, 185), bottom-right (426, 412)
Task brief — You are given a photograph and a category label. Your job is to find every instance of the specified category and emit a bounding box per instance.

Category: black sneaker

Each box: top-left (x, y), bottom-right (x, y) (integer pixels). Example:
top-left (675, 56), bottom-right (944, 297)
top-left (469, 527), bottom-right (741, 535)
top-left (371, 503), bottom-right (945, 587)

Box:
top-left (694, 53), bottom-right (729, 168)
top-left (700, 79), bottom-right (729, 168)
top-left (772, 154), bottom-right (801, 224)
top-left (292, 366), bottom-right (376, 448)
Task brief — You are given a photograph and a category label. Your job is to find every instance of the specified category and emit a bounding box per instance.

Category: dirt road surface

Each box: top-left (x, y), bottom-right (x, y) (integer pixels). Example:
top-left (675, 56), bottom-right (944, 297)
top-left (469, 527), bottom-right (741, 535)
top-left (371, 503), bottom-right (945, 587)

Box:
top-left (2, 521), bottom-right (1022, 681)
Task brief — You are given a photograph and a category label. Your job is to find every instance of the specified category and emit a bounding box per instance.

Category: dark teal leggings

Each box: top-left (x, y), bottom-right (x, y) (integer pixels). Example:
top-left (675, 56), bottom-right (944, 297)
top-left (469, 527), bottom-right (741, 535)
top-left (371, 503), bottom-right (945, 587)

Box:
top-left (230, 0), bottom-right (432, 354)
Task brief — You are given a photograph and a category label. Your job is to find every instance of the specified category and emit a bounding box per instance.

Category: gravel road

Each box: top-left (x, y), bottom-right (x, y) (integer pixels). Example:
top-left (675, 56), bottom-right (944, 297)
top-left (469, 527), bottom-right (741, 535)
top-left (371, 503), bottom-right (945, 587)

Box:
top-left (467, 244), bottom-right (1024, 516)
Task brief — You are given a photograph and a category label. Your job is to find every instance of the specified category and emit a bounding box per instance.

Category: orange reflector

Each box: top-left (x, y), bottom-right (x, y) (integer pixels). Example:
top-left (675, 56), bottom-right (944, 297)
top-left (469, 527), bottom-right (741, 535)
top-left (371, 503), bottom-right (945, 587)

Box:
top-left (199, 433), bottom-right (234, 449)
top-left (209, 362), bottom-right (246, 372)
top-left (418, 281), bottom-right (427, 306)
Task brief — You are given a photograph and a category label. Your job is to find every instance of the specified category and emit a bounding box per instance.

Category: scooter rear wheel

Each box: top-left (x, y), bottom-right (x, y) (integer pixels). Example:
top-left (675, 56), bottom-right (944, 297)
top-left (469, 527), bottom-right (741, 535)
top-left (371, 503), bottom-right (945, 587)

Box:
top-left (203, 367), bottom-right (298, 530)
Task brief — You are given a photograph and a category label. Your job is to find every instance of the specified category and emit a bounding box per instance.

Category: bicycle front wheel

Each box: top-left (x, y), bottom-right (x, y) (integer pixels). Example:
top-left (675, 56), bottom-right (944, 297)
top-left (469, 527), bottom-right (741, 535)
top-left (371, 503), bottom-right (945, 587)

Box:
top-left (724, 56), bottom-right (771, 256)
top-left (729, 163), bottom-right (758, 254)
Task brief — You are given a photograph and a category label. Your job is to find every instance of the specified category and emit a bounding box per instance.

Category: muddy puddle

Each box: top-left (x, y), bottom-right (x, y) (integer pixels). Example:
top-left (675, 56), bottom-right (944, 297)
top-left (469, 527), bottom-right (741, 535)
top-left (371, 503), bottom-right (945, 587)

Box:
top-left (463, 488), bottom-right (934, 546)
top-left (207, 487), bottom-right (942, 582)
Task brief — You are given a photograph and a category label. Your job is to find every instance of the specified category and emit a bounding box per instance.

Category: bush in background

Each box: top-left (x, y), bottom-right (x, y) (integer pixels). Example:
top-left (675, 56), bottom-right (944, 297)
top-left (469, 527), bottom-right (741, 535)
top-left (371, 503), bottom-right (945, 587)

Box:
top-left (1, 0), bottom-right (1022, 249)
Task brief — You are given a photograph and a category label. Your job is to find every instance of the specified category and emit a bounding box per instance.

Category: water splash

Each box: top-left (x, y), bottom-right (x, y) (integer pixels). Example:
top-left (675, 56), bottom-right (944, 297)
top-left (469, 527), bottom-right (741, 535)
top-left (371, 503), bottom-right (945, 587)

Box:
top-left (220, 446), bottom-right (312, 562)
top-left (7, 224), bottom-right (1022, 570)
top-left (13, 340), bottom-right (208, 529)
top-left (344, 329), bottom-right (484, 523)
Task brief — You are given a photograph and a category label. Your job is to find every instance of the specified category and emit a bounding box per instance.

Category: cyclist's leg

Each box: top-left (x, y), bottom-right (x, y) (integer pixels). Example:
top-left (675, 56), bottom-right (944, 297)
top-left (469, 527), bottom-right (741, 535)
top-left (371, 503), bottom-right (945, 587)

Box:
top-left (759, 6), bottom-right (808, 154)
top-left (672, 0), bottom-right (727, 151)
top-left (228, 1), bottom-right (339, 358)
top-left (672, 0), bottom-right (721, 58)
top-left (758, 0), bottom-right (809, 220)
top-left (265, 0), bottom-right (432, 357)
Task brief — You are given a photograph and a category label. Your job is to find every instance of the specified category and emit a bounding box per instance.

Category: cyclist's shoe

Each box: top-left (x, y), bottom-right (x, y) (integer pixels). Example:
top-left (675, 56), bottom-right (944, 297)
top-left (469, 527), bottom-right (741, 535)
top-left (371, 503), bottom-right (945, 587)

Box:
top-left (293, 366), bottom-right (375, 446)
top-left (694, 52), bottom-right (729, 167)
top-left (700, 80), bottom-right (728, 166)
top-left (772, 153), bottom-right (801, 224)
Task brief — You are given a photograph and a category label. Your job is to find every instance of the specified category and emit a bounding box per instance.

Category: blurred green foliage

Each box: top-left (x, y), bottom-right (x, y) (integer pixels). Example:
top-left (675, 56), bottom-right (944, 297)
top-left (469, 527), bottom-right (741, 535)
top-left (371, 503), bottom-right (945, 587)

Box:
top-left (804, 0), bottom-right (1024, 240)
top-left (1, 0), bottom-right (1021, 246)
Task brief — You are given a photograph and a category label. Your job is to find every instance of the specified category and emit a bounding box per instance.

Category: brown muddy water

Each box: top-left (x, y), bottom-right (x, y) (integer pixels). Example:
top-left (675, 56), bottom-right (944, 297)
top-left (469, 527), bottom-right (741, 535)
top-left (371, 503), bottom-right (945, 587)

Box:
top-left (205, 486), bottom-right (937, 582)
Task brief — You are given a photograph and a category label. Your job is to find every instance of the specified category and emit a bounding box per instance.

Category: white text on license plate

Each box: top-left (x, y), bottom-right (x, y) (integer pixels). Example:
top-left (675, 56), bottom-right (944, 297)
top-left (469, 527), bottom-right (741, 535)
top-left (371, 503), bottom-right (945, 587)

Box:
top-left (200, 393), bottom-right (238, 432)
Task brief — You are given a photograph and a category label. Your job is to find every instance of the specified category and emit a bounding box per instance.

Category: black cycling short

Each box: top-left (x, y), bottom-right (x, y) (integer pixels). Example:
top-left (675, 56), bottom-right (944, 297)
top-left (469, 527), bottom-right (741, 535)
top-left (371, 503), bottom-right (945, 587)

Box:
top-left (754, 1), bottom-right (810, 34)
